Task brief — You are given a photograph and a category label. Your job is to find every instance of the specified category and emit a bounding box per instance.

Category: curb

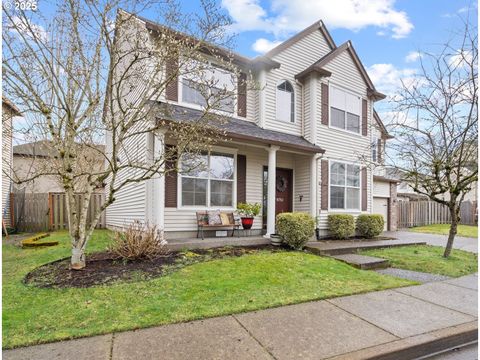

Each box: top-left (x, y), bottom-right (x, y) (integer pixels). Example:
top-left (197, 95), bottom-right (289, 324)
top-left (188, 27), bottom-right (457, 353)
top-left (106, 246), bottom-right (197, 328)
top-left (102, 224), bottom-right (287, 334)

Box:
top-left (327, 321), bottom-right (477, 360)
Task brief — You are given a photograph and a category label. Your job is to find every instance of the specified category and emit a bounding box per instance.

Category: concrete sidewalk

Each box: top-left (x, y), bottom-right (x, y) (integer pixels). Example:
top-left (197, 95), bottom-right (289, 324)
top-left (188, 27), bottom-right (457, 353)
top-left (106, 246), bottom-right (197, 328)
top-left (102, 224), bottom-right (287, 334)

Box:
top-left (4, 274), bottom-right (477, 360)
top-left (385, 231), bottom-right (478, 253)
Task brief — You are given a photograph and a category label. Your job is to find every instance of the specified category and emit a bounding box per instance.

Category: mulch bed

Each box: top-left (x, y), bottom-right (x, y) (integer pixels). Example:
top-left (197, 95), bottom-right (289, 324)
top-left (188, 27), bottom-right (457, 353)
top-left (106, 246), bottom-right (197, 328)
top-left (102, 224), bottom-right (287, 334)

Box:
top-left (24, 244), bottom-right (286, 289)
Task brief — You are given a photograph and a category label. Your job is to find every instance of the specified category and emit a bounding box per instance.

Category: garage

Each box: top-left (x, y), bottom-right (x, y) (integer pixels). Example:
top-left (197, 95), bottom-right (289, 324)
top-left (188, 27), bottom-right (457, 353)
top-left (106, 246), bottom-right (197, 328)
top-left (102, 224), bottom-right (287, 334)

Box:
top-left (373, 197), bottom-right (389, 231)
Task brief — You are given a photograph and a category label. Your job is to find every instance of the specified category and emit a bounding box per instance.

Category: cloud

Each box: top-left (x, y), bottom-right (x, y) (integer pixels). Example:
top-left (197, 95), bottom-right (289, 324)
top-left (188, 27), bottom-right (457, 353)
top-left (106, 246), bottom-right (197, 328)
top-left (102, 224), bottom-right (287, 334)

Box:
top-left (405, 51), bottom-right (422, 63)
top-left (367, 63), bottom-right (417, 96)
top-left (251, 38), bottom-right (282, 53)
top-left (8, 16), bottom-right (49, 42)
top-left (448, 49), bottom-right (473, 68)
top-left (222, 0), bottom-right (413, 39)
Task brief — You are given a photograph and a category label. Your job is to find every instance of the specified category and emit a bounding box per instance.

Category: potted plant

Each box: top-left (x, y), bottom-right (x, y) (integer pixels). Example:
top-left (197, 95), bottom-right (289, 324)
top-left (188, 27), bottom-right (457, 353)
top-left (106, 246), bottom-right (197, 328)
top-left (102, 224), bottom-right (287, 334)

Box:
top-left (237, 202), bottom-right (261, 230)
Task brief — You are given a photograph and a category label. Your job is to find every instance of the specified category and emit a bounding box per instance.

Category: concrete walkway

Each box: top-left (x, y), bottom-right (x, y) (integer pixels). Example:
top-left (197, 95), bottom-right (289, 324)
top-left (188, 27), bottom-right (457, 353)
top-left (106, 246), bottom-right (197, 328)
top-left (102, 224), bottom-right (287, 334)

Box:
top-left (385, 230), bottom-right (478, 253)
top-left (4, 274), bottom-right (477, 360)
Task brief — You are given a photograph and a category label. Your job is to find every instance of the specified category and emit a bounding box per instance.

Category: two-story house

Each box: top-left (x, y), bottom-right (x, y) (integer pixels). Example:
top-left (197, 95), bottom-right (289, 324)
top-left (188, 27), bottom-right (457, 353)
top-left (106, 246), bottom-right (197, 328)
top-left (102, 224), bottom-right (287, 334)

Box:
top-left (105, 13), bottom-right (398, 239)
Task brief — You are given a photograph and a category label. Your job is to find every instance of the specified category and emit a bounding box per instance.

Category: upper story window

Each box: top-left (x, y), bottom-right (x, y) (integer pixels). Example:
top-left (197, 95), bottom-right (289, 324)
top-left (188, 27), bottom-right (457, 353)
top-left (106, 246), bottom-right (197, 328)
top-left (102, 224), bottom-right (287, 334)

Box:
top-left (181, 61), bottom-right (235, 113)
top-left (330, 161), bottom-right (360, 210)
top-left (276, 80), bottom-right (294, 123)
top-left (180, 151), bottom-right (235, 207)
top-left (330, 86), bottom-right (361, 133)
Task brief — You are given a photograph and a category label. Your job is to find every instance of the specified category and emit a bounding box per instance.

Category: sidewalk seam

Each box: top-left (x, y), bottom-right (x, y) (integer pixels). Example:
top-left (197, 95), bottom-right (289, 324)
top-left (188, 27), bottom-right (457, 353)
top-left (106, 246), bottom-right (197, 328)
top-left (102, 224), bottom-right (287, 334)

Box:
top-left (325, 299), bottom-right (401, 339)
top-left (391, 288), bottom-right (477, 318)
top-left (109, 333), bottom-right (115, 360)
top-left (440, 280), bottom-right (478, 291)
top-left (231, 315), bottom-right (278, 360)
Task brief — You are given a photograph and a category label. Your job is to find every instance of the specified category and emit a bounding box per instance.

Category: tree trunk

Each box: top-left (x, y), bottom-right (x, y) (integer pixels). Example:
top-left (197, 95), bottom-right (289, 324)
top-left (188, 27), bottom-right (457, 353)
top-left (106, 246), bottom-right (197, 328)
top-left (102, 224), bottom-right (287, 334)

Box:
top-left (443, 204), bottom-right (460, 258)
top-left (71, 245), bottom-right (86, 269)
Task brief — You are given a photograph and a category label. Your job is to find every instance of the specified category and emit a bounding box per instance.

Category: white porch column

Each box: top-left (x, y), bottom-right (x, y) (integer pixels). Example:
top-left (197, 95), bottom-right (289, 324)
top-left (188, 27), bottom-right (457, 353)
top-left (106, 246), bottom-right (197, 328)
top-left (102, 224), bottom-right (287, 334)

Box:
top-left (310, 154), bottom-right (321, 218)
top-left (264, 145), bottom-right (279, 238)
top-left (153, 129), bottom-right (166, 233)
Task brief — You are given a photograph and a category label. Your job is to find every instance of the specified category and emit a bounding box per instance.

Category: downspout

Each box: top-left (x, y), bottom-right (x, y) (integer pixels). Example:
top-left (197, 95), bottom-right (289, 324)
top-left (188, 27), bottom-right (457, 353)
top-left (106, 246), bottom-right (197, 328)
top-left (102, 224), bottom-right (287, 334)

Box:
top-left (369, 99), bottom-right (374, 213)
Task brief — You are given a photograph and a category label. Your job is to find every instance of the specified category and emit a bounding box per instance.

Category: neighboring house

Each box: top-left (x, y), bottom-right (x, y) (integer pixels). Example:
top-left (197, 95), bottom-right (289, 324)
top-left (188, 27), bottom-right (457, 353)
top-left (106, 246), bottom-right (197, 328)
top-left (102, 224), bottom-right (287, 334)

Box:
top-left (12, 140), bottom-right (105, 193)
top-left (392, 168), bottom-right (478, 203)
top-left (106, 13), bottom-right (397, 239)
top-left (2, 97), bottom-right (21, 227)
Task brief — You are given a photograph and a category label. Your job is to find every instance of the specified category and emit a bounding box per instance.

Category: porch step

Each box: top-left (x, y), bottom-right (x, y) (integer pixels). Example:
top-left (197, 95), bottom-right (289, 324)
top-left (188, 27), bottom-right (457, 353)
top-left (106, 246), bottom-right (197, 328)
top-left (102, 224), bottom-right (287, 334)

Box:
top-left (305, 239), bottom-right (427, 256)
top-left (330, 254), bottom-right (390, 270)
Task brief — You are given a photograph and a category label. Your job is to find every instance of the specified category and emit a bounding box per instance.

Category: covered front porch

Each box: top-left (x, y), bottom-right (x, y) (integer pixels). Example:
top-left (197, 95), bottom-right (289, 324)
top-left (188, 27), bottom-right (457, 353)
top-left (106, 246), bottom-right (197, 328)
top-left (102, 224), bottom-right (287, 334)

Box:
top-left (148, 104), bottom-right (325, 240)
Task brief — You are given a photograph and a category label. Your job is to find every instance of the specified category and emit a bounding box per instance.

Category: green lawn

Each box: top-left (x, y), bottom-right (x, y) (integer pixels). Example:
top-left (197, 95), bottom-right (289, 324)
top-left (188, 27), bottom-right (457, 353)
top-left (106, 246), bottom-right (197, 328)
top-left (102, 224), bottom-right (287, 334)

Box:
top-left (3, 230), bottom-right (414, 349)
top-left (409, 224), bottom-right (478, 238)
top-left (361, 245), bottom-right (478, 277)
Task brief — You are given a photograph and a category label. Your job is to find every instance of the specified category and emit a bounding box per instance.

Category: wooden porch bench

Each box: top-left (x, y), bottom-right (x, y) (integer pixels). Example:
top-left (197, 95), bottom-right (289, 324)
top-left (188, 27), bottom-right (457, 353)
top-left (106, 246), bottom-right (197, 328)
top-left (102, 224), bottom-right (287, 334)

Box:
top-left (196, 211), bottom-right (240, 240)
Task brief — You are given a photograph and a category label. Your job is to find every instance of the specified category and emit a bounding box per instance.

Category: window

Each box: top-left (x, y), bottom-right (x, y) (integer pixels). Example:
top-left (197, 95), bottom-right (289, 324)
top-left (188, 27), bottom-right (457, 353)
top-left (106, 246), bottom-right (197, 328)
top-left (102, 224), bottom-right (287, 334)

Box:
top-left (330, 161), bottom-right (360, 210)
top-left (181, 61), bottom-right (235, 113)
top-left (330, 86), bottom-right (361, 133)
top-left (276, 80), bottom-right (294, 123)
top-left (180, 151), bottom-right (235, 207)
top-left (372, 138), bottom-right (378, 162)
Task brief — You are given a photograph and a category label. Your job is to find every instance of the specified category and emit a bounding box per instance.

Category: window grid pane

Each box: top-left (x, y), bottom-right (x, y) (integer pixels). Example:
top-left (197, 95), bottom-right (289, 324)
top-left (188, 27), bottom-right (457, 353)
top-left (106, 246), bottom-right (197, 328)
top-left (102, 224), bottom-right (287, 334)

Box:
top-left (346, 112), bottom-right (360, 133)
top-left (330, 161), bottom-right (361, 210)
top-left (330, 186), bottom-right (345, 209)
top-left (331, 107), bottom-right (345, 129)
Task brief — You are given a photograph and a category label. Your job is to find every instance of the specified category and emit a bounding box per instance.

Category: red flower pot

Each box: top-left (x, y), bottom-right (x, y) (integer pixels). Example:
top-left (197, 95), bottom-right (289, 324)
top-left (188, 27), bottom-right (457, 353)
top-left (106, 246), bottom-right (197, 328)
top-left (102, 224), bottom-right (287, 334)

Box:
top-left (241, 217), bottom-right (254, 230)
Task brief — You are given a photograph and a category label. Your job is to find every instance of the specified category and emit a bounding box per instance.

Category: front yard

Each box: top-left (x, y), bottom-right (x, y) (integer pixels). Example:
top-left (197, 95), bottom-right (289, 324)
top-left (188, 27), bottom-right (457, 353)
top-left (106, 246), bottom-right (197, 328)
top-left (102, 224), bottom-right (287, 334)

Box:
top-left (409, 224), bottom-right (478, 238)
top-left (361, 245), bottom-right (478, 277)
top-left (3, 230), bottom-right (414, 349)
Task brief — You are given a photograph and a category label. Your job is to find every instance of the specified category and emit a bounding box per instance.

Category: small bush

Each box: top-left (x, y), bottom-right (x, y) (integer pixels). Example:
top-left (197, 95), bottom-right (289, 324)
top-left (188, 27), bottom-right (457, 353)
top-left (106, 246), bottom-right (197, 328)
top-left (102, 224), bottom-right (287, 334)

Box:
top-left (356, 214), bottom-right (384, 238)
top-left (109, 221), bottom-right (168, 260)
top-left (276, 212), bottom-right (315, 250)
top-left (328, 214), bottom-right (355, 239)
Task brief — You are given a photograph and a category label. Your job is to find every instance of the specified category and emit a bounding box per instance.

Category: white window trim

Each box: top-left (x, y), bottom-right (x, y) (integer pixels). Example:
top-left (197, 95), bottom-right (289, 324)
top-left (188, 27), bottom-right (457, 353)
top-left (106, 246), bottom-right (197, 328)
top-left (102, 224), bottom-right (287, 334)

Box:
top-left (328, 159), bottom-right (362, 212)
top-left (328, 84), bottom-right (364, 137)
top-left (177, 146), bottom-right (238, 210)
top-left (275, 79), bottom-right (296, 124)
top-left (177, 59), bottom-right (238, 117)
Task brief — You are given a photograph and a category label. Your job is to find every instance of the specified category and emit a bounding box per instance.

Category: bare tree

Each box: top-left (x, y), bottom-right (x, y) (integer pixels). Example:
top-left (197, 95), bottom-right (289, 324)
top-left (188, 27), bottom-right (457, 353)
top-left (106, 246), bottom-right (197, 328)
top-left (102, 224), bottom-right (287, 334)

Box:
top-left (3, 0), bottom-right (245, 268)
top-left (388, 18), bottom-right (477, 257)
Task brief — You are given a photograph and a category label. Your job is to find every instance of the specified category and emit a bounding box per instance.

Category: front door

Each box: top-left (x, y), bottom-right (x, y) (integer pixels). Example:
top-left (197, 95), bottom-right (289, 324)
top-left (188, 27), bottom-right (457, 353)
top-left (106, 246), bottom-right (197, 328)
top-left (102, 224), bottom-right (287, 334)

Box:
top-left (262, 167), bottom-right (293, 229)
top-left (275, 168), bottom-right (293, 216)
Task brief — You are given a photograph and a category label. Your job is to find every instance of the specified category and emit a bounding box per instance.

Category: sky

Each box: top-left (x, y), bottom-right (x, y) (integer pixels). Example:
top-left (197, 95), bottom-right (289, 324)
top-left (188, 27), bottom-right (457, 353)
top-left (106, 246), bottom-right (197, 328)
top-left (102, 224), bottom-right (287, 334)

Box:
top-left (5, 0), bottom-right (477, 135)
top-left (175, 0), bottom-right (477, 115)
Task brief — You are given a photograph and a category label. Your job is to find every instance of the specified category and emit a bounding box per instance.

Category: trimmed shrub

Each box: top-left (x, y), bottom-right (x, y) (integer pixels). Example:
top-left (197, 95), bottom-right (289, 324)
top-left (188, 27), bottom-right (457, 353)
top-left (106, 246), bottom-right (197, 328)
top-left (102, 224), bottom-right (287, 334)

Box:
top-left (276, 212), bottom-right (315, 250)
top-left (109, 221), bottom-right (169, 260)
top-left (328, 214), bottom-right (355, 239)
top-left (356, 214), bottom-right (384, 238)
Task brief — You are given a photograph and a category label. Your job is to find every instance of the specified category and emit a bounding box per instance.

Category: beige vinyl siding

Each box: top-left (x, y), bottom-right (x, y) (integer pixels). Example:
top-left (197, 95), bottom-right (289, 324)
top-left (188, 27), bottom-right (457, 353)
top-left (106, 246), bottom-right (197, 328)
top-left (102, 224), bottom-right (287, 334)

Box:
top-left (245, 82), bottom-right (258, 123)
top-left (105, 15), bottom-right (153, 229)
top-left (264, 29), bottom-right (331, 136)
top-left (314, 47), bottom-right (373, 233)
top-left (164, 145), bottom-right (297, 236)
top-left (293, 155), bottom-right (310, 213)
top-left (2, 105), bottom-right (13, 226)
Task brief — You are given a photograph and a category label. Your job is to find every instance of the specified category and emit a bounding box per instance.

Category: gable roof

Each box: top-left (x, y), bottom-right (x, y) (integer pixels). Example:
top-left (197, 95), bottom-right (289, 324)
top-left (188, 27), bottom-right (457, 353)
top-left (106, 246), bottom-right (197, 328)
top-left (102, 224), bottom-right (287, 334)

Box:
top-left (13, 140), bottom-right (105, 158)
top-left (260, 20), bottom-right (336, 59)
top-left (373, 110), bottom-right (394, 139)
top-left (295, 41), bottom-right (386, 101)
top-left (126, 11), bottom-right (281, 71)
top-left (2, 96), bottom-right (21, 116)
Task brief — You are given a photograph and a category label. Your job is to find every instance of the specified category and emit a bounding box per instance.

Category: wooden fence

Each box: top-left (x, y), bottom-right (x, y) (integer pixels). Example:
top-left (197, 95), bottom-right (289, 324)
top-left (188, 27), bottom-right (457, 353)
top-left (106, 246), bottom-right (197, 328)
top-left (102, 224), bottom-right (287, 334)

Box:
top-left (397, 200), bottom-right (477, 228)
top-left (11, 192), bottom-right (105, 232)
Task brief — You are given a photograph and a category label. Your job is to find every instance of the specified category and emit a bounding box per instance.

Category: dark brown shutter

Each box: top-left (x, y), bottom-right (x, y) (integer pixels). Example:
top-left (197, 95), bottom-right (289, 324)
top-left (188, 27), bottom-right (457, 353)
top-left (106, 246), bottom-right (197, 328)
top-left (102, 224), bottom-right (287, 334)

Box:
top-left (165, 145), bottom-right (178, 207)
top-left (237, 72), bottom-right (247, 118)
top-left (165, 57), bottom-right (178, 102)
top-left (361, 167), bottom-right (368, 211)
top-left (321, 159), bottom-right (329, 210)
top-left (377, 139), bottom-right (383, 163)
top-left (236, 154), bottom-right (246, 203)
top-left (362, 99), bottom-right (368, 136)
top-left (321, 83), bottom-right (329, 125)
